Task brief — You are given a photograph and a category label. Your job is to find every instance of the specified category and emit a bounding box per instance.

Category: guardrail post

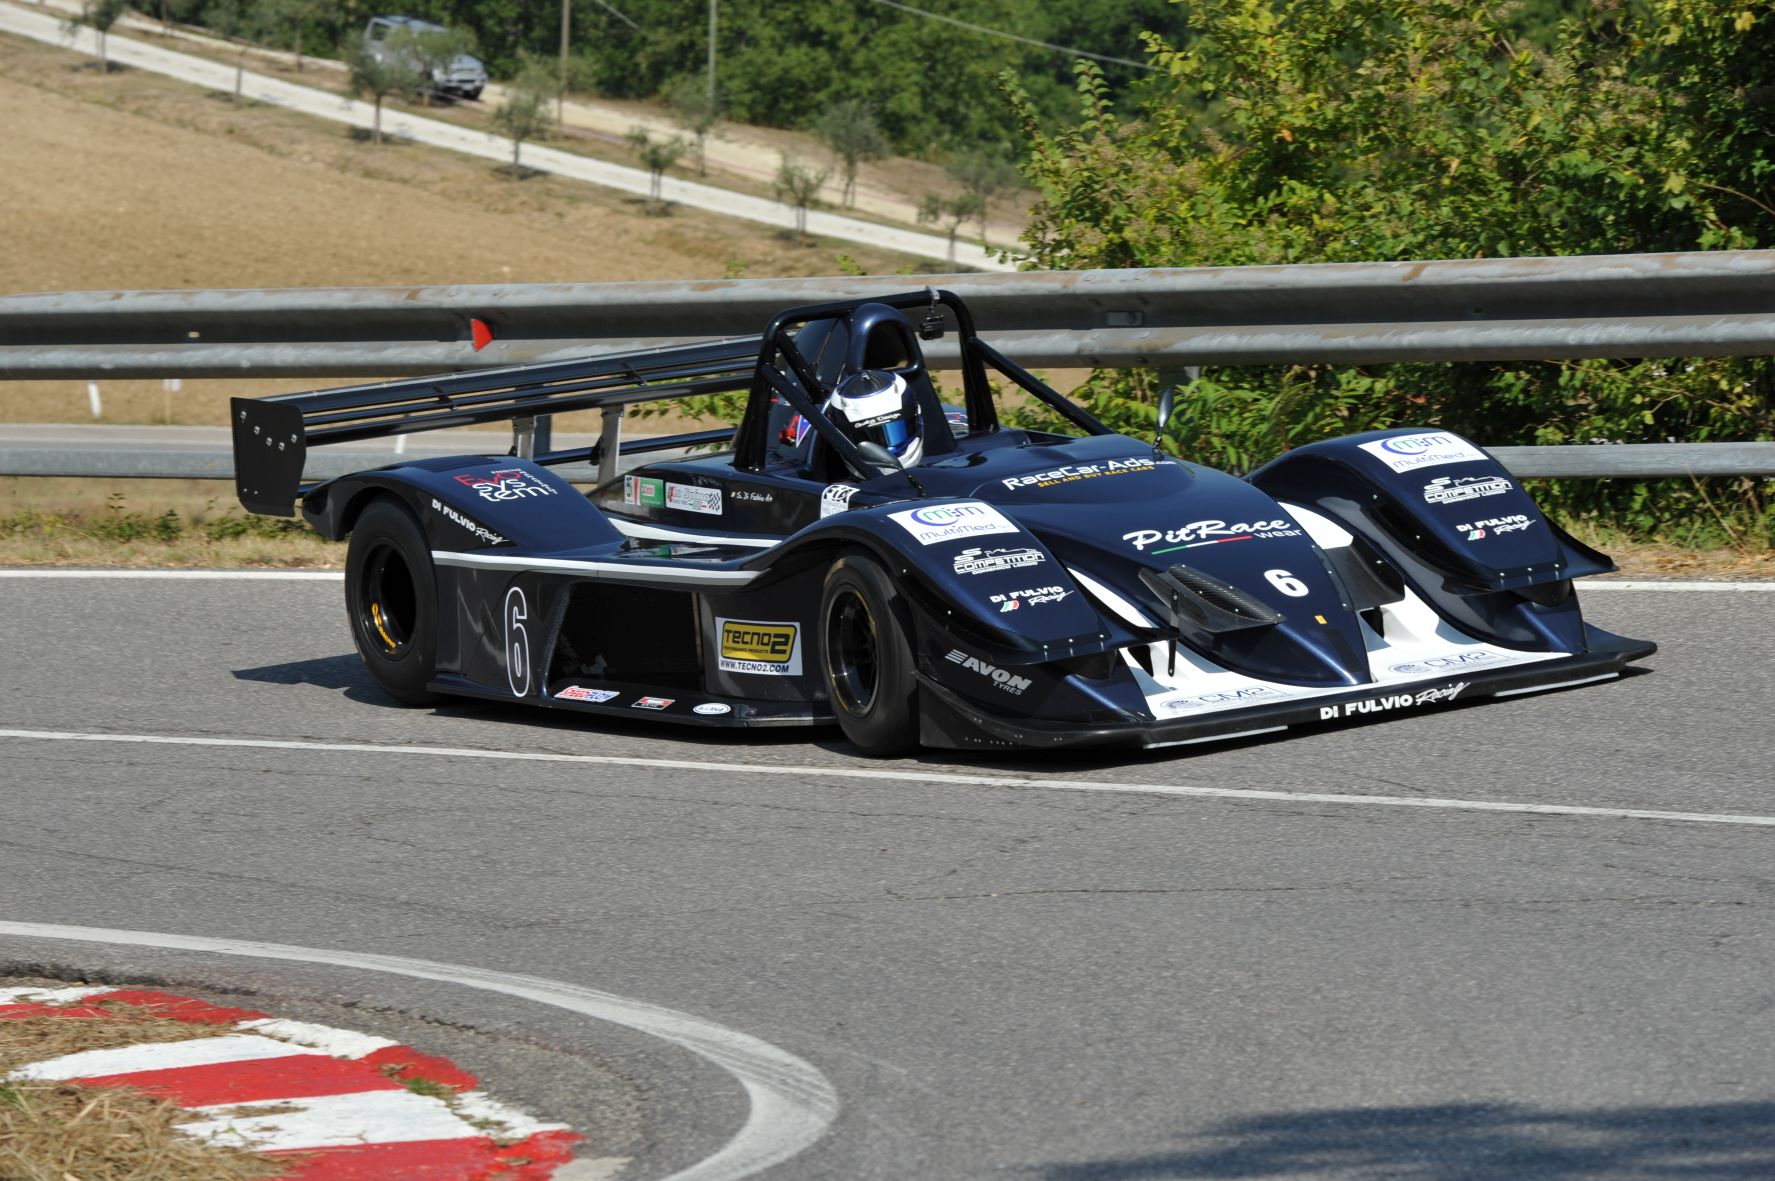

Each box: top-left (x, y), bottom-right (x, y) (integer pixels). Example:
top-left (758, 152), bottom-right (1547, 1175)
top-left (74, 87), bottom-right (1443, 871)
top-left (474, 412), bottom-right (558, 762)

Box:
top-left (597, 404), bottom-right (625, 487)
top-left (513, 415), bottom-right (536, 459)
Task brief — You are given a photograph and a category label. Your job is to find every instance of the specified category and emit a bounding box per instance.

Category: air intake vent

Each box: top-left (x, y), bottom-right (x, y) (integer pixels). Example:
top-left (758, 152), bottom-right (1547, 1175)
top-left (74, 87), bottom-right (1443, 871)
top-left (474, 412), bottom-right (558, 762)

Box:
top-left (1139, 564), bottom-right (1284, 634)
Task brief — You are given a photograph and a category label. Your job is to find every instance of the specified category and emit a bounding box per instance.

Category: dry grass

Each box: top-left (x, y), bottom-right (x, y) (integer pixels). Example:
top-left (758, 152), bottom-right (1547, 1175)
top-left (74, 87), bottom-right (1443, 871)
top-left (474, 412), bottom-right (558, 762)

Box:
top-left (0, 30), bottom-right (927, 427)
top-left (0, 1081), bottom-right (293, 1181)
top-left (0, 1004), bottom-right (234, 1075)
top-left (0, 996), bottom-right (293, 1181)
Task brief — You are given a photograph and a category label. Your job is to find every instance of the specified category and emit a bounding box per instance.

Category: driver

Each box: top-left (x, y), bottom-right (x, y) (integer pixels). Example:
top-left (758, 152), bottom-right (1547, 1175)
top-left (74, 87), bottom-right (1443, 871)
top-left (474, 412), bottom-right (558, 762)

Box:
top-left (821, 369), bottom-right (923, 468)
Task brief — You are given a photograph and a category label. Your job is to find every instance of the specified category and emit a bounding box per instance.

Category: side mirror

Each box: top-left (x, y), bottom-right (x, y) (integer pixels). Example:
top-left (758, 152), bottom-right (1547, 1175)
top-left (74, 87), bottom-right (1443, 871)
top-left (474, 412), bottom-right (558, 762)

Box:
top-left (1155, 384), bottom-right (1175, 439)
top-left (856, 440), bottom-right (901, 470)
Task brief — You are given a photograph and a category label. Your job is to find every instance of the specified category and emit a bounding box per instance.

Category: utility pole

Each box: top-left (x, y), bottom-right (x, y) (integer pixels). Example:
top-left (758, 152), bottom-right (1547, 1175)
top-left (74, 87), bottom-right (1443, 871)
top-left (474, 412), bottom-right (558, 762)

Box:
top-left (558, 0), bottom-right (570, 131)
top-left (706, 0), bottom-right (716, 106)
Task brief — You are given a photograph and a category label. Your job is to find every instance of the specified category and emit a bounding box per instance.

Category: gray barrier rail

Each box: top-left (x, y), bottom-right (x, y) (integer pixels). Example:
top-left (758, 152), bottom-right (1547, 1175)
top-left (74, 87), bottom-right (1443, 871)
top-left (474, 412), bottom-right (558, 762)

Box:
top-left (6, 250), bottom-right (1775, 377)
top-left (4, 251), bottom-right (1773, 479)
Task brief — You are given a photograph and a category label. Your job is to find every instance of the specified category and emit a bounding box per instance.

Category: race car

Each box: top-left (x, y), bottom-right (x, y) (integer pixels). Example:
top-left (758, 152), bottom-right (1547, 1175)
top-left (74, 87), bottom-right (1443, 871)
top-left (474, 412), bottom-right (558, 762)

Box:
top-left (231, 288), bottom-right (1653, 756)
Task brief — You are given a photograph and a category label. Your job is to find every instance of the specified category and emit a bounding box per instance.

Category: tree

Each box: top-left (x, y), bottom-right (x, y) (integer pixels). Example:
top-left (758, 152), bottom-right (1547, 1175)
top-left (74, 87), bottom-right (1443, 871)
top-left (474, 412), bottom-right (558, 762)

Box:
top-left (666, 75), bottom-right (722, 178)
top-left (66, 0), bottom-right (129, 70)
top-left (346, 30), bottom-right (422, 145)
top-left (625, 127), bottom-right (689, 215)
top-left (494, 60), bottom-right (557, 177)
top-left (947, 150), bottom-right (1021, 242)
top-left (918, 192), bottom-right (985, 263)
top-left (775, 154), bottom-right (829, 246)
top-left (201, 0), bottom-right (260, 100)
top-left (255, 0), bottom-right (324, 72)
top-left (812, 98), bottom-right (886, 208)
top-left (1003, 0), bottom-right (1775, 542)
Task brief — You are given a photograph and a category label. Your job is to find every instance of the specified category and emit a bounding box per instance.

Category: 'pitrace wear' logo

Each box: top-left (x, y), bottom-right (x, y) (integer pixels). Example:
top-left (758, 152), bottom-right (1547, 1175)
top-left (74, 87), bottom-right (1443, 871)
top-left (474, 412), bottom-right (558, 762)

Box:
top-left (1123, 518), bottom-right (1300, 553)
top-left (455, 468), bottom-right (558, 502)
top-left (1357, 432), bottom-right (1488, 473)
top-left (944, 649), bottom-right (1032, 695)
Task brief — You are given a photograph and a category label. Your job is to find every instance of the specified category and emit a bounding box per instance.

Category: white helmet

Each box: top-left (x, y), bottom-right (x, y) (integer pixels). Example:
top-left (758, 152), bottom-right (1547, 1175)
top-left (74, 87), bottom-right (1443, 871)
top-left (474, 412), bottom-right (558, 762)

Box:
top-left (825, 370), bottom-right (923, 469)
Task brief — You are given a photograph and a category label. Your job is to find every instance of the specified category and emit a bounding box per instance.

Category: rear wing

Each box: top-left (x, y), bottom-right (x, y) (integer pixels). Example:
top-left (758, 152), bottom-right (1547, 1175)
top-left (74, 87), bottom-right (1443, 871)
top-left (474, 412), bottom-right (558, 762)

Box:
top-left (231, 336), bottom-right (760, 516)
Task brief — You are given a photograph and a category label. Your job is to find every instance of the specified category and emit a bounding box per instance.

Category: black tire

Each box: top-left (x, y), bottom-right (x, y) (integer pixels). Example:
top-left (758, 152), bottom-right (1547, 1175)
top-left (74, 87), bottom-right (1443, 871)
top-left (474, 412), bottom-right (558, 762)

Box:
top-left (819, 553), bottom-right (919, 757)
top-left (345, 497), bottom-right (441, 705)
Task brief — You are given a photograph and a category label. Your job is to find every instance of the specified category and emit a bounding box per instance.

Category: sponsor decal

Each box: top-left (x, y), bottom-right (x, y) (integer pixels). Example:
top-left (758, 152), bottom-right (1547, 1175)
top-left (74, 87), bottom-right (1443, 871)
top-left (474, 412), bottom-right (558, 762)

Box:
top-left (1000, 455), bottom-right (1167, 491)
top-left (717, 618), bottom-right (802, 676)
top-left (623, 475), bottom-right (665, 508)
top-left (821, 484), bottom-right (859, 518)
top-left (953, 546), bottom-right (1046, 575)
top-left (693, 702), bottom-right (732, 716)
top-left (430, 497), bottom-right (505, 546)
top-left (731, 488), bottom-right (774, 503)
top-left (556, 685), bottom-right (620, 703)
top-left (1457, 513), bottom-right (1534, 541)
top-left (1423, 475), bottom-right (1513, 504)
top-left (989, 585), bottom-right (1071, 611)
top-left (1155, 685), bottom-right (1286, 716)
top-left (454, 467), bottom-right (558, 502)
top-left (1357, 432), bottom-right (1487, 473)
top-left (1124, 518), bottom-right (1302, 553)
top-left (1388, 651), bottom-right (1511, 676)
top-left (890, 502), bottom-right (1019, 546)
top-left (1318, 681), bottom-right (1469, 719)
top-left (944, 649), bottom-right (1032, 695)
top-left (666, 482), bottom-right (723, 516)
top-left (633, 696), bottom-right (675, 710)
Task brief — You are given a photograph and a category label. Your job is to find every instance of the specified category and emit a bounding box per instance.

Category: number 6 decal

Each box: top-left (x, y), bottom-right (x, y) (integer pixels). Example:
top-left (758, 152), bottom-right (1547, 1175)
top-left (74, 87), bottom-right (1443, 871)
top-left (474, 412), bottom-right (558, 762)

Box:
top-left (504, 586), bottom-right (530, 696)
top-left (1264, 568), bottom-right (1310, 597)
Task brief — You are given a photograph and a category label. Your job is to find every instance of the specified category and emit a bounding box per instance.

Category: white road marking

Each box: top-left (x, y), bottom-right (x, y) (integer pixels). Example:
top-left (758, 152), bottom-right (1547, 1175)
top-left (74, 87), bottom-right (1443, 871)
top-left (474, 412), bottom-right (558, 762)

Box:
top-left (2, 728), bottom-right (1773, 829)
top-left (0, 570), bottom-right (342, 580)
top-left (185, 1089), bottom-right (478, 1150)
top-left (8, 1034), bottom-right (307, 1080)
top-left (0, 920), bottom-right (839, 1181)
top-left (0, 984), bottom-right (112, 1004)
top-left (1582, 580), bottom-right (1775, 591)
top-left (234, 1017), bottom-right (398, 1058)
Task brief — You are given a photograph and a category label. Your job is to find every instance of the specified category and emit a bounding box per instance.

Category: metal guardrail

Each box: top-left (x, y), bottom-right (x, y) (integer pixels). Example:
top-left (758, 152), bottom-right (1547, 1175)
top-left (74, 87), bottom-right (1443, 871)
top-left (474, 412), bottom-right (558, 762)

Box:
top-left (6, 251), bottom-right (1775, 377)
top-left (3, 251), bottom-right (1773, 479)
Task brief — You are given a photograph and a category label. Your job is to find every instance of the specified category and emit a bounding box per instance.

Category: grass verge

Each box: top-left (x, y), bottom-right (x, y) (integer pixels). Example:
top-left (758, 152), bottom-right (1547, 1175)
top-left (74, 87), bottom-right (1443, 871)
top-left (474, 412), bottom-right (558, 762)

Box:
top-left (0, 994), bottom-right (292, 1181)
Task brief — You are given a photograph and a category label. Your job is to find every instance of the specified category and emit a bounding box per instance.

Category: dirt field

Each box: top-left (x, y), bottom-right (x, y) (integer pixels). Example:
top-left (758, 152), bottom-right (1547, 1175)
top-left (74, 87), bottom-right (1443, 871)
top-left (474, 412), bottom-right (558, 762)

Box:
top-left (0, 32), bottom-right (926, 427)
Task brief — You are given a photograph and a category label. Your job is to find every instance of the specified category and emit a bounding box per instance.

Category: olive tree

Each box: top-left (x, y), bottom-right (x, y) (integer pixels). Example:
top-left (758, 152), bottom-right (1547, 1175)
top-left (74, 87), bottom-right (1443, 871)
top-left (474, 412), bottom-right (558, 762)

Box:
top-left (626, 127), bottom-right (690, 215)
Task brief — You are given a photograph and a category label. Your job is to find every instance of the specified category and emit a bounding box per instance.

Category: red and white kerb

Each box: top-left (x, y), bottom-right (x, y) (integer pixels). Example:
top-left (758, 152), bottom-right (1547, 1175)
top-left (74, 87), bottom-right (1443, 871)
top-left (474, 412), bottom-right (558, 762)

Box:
top-left (0, 985), bottom-right (580, 1180)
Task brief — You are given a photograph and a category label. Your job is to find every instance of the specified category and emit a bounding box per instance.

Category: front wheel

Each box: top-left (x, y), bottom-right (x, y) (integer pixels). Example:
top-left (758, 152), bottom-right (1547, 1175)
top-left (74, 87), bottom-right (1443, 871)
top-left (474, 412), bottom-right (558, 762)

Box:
top-left (819, 553), bottom-right (918, 757)
top-left (345, 497), bottom-right (440, 705)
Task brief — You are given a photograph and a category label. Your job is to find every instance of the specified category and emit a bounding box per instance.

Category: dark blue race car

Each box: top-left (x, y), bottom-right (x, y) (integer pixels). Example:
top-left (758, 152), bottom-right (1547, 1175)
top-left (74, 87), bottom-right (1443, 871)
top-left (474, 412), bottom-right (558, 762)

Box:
top-left (232, 289), bottom-right (1653, 756)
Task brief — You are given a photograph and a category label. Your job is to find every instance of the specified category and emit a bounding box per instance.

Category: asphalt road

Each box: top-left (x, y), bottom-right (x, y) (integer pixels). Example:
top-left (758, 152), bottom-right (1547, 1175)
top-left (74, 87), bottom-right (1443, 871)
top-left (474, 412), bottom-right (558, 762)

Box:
top-left (4, 575), bottom-right (1775, 1179)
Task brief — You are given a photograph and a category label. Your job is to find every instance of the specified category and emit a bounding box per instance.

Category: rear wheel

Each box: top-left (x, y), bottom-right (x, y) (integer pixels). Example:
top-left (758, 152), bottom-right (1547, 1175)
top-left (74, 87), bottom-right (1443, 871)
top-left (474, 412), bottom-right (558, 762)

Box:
top-left (346, 497), bottom-right (440, 705)
top-left (820, 553), bottom-right (918, 756)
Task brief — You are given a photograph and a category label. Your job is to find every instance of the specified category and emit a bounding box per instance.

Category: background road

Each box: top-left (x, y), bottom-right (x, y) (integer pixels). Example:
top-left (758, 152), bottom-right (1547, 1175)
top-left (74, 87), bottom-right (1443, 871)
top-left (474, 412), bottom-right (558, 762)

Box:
top-left (3, 577), bottom-right (1774, 1178)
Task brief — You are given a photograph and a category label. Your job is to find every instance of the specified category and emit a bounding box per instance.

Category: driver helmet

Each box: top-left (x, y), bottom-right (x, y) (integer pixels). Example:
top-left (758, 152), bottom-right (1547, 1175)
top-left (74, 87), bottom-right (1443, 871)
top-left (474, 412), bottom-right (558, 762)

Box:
top-left (825, 370), bottom-right (922, 468)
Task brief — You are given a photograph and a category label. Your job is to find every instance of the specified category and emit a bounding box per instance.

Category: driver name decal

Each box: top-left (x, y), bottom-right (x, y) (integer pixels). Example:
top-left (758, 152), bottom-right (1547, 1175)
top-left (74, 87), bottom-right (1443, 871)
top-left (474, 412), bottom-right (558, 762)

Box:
top-left (1358, 432), bottom-right (1487, 473)
top-left (454, 468), bottom-right (558, 502)
top-left (1124, 518), bottom-right (1301, 553)
top-left (1319, 681), bottom-right (1469, 719)
top-left (890, 502), bottom-right (1019, 545)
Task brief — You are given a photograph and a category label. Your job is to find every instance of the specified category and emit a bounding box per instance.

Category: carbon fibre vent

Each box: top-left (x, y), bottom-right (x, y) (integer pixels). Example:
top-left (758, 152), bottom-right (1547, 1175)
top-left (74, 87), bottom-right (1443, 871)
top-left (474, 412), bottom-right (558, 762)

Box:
top-left (1139, 564), bottom-right (1284, 634)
